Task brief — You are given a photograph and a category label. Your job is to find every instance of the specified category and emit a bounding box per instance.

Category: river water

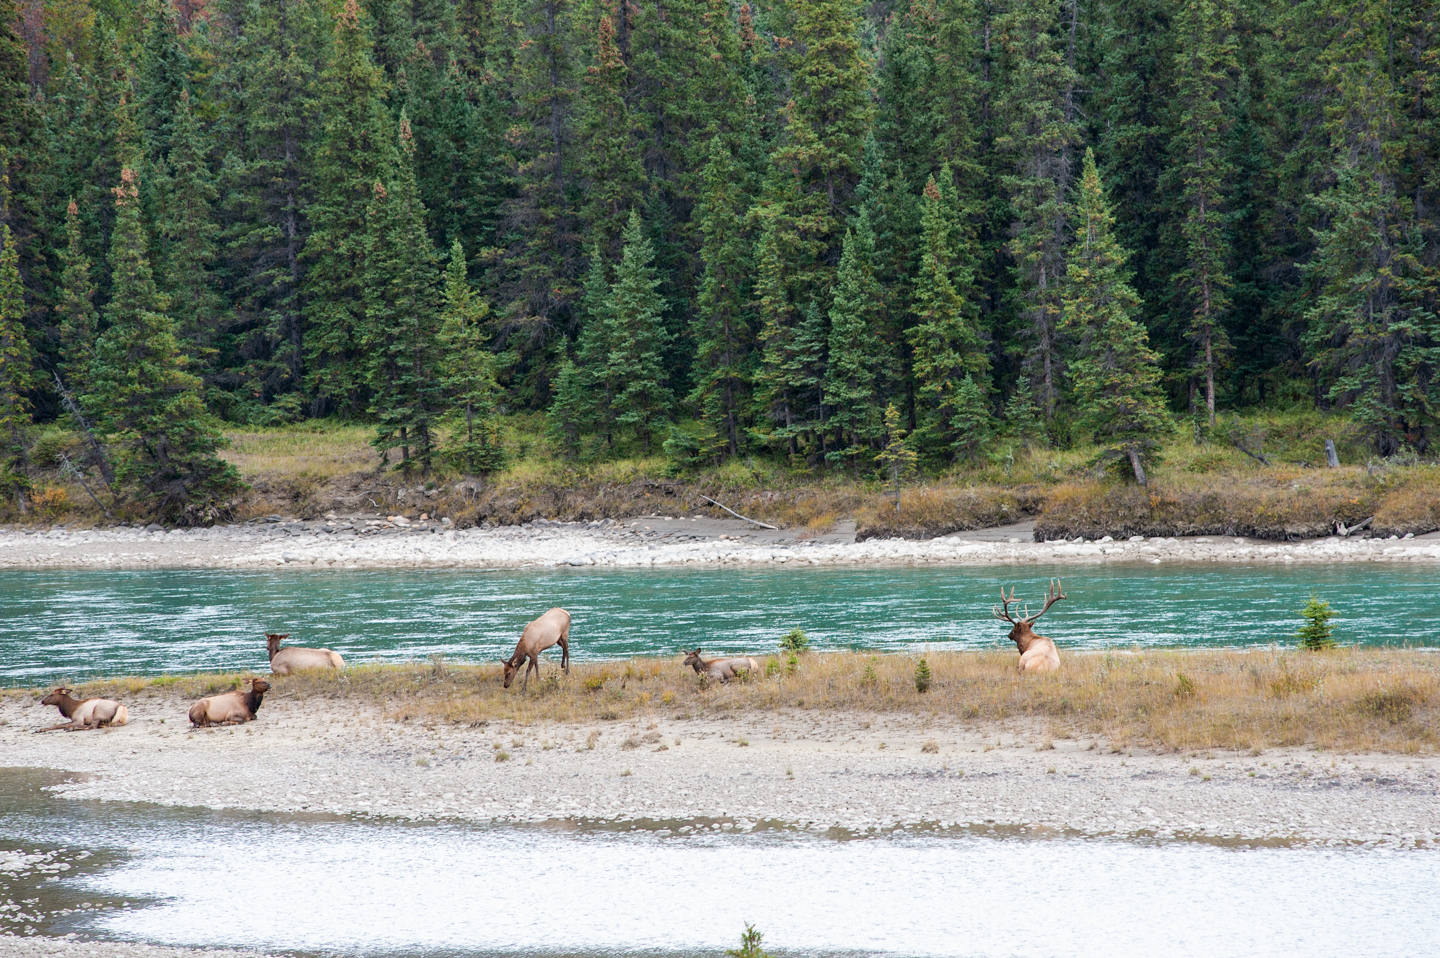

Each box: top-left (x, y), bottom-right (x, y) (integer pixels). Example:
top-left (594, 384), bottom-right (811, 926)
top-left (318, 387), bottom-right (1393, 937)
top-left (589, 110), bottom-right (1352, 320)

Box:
top-left (4, 565), bottom-right (1440, 682)
top-left (1, 769), bottom-right (1436, 957)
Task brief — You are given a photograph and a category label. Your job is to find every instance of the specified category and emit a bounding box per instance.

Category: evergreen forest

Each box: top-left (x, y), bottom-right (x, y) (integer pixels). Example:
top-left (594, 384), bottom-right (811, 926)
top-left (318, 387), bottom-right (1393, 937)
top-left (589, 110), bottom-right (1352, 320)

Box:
top-left (0, 0), bottom-right (1437, 520)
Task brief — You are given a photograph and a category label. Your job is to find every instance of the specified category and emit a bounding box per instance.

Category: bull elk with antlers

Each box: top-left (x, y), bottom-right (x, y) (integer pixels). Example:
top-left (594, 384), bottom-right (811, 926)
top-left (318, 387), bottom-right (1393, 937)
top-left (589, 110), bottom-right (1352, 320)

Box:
top-left (993, 580), bottom-right (1066, 674)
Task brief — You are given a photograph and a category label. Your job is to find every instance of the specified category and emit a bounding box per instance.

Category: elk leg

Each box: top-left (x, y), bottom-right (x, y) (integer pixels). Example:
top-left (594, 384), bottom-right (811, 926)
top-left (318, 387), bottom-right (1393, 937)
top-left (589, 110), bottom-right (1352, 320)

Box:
top-left (34, 722), bottom-right (76, 733)
top-left (559, 637), bottom-right (570, 674)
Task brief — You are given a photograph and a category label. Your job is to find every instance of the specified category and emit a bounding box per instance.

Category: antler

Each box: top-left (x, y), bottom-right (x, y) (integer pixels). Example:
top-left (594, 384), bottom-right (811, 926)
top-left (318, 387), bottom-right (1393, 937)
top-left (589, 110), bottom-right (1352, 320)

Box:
top-left (1027, 579), bottom-right (1066, 622)
top-left (993, 586), bottom-right (1020, 624)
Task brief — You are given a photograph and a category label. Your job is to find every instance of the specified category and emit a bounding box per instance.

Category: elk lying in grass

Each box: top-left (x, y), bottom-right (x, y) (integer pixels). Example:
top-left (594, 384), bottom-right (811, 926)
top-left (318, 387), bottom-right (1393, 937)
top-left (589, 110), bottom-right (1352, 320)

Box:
top-left (502, 608), bottom-right (571, 690)
top-left (683, 648), bottom-right (760, 683)
top-left (188, 678), bottom-right (271, 727)
top-left (266, 633), bottom-right (345, 675)
top-left (993, 580), bottom-right (1066, 674)
top-left (36, 688), bottom-right (130, 731)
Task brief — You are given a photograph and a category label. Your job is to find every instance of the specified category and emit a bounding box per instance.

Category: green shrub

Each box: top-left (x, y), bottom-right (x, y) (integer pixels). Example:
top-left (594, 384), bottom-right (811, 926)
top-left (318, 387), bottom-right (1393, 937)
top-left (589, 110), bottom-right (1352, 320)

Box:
top-left (914, 657), bottom-right (932, 693)
top-left (1297, 596), bottom-right (1336, 650)
top-left (726, 925), bottom-right (772, 958)
top-left (1174, 673), bottom-right (1196, 699)
top-left (779, 628), bottom-right (811, 653)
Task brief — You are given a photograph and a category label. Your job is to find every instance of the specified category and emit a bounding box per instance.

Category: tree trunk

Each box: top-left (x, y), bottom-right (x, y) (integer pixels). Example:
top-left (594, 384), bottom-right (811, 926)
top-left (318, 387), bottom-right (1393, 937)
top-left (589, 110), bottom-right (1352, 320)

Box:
top-left (1127, 447), bottom-right (1147, 486)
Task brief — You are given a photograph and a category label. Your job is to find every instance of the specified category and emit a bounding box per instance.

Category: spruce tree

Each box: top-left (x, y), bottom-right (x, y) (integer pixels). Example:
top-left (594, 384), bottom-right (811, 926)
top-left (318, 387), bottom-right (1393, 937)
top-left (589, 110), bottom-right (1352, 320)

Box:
top-left (1061, 151), bottom-right (1171, 484)
top-left (908, 176), bottom-right (988, 459)
top-left (578, 2), bottom-right (645, 259)
top-left (212, 0), bottom-right (326, 413)
top-left (992, 0), bottom-right (1080, 425)
top-left (87, 167), bottom-right (241, 521)
top-left (689, 135), bottom-right (757, 459)
top-left (1302, 2), bottom-right (1439, 456)
top-left (438, 240), bottom-right (504, 473)
top-left (136, 0), bottom-right (190, 168)
top-left (1167, 0), bottom-right (1237, 426)
top-left (55, 199), bottom-right (98, 396)
top-left (362, 115), bottom-right (443, 472)
top-left (603, 212), bottom-right (672, 451)
top-left (0, 221), bottom-right (32, 507)
top-left (157, 90), bottom-right (222, 366)
top-left (549, 245), bottom-right (612, 452)
top-left (822, 216), bottom-right (884, 466)
top-left (303, 0), bottom-right (394, 416)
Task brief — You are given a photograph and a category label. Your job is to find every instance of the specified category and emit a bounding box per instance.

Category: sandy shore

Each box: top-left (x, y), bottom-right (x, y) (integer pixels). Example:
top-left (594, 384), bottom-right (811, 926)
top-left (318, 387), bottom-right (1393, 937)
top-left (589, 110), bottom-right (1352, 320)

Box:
top-left (2, 696), bottom-right (1435, 850)
top-left (3, 515), bottom-right (1439, 569)
top-left (0, 939), bottom-right (271, 958)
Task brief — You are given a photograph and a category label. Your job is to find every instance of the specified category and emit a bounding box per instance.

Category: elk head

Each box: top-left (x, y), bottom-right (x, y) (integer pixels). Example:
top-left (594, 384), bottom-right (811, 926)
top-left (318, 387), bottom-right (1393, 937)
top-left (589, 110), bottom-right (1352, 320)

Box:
top-left (993, 580), bottom-right (1066, 652)
top-left (500, 657), bottom-right (520, 688)
top-left (683, 648), bottom-right (703, 671)
top-left (265, 634), bottom-right (289, 661)
top-left (40, 687), bottom-right (73, 707)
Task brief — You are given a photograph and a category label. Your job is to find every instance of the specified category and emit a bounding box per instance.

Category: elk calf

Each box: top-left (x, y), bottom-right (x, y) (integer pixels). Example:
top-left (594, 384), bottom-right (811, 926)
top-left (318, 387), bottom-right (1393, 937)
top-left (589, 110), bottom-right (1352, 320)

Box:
top-left (37, 688), bottom-right (129, 731)
top-left (266, 633), bottom-right (345, 675)
top-left (683, 648), bottom-right (760, 683)
top-left (993, 580), bottom-right (1066, 674)
top-left (189, 678), bottom-right (271, 727)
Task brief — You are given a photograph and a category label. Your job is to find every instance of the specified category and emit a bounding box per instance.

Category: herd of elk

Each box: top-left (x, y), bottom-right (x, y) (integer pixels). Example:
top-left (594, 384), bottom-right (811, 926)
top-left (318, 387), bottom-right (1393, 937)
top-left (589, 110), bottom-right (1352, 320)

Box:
top-left (32, 580), bottom-right (1073, 731)
top-left (993, 579), bottom-right (1066, 674)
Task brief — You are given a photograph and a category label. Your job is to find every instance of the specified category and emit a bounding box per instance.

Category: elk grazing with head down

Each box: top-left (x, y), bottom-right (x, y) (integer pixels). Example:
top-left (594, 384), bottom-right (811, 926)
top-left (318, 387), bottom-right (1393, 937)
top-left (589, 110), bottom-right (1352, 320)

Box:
top-left (265, 633), bottom-right (345, 675)
top-left (683, 648), bottom-right (760, 683)
top-left (37, 688), bottom-right (130, 731)
top-left (502, 608), bottom-right (571, 690)
top-left (993, 580), bottom-right (1066, 674)
top-left (188, 677), bottom-right (271, 727)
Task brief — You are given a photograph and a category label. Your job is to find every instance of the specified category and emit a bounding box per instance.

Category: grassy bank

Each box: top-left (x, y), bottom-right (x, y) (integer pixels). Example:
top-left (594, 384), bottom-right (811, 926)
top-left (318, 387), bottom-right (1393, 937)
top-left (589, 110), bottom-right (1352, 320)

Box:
top-left (15, 648), bottom-right (1437, 754)
top-left (11, 409), bottom-right (1440, 540)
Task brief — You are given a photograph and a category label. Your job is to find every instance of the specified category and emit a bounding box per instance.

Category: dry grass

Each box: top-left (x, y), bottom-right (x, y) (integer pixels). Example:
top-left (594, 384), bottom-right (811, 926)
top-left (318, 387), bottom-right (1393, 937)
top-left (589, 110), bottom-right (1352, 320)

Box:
top-left (17, 648), bottom-right (1437, 754)
top-left (222, 422), bottom-right (376, 479)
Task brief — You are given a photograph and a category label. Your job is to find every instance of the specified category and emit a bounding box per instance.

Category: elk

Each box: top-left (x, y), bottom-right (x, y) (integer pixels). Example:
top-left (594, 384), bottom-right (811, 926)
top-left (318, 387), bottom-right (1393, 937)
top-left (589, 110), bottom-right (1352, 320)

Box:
top-left (266, 633), bottom-right (345, 675)
top-left (36, 688), bottom-right (130, 731)
top-left (993, 580), bottom-right (1066, 674)
top-left (683, 648), bottom-right (760, 683)
top-left (188, 678), bottom-right (271, 727)
top-left (502, 608), bottom-right (571, 690)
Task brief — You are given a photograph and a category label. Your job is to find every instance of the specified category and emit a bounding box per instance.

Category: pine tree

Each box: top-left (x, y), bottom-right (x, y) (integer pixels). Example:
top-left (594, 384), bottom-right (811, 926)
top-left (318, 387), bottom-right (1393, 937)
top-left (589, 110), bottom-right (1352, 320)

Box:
top-left (1003, 376), bottom-right (1043, 448)
top-left (689, 135), bottom-right (757, 459)
top-left (438, 240), bottom-right (504, 473)
top-left (549, 245), bottom-right (612, 452)
top-left (603, 211), bottom-right (672, 451)
top-left (303, 0), bottom-right (394, 416)
top-left (157, 90), bottom-right (222, 366)
top-left (0, 221), bottom-right (32, 507)
top-left (136, 0), bottom-right (190, 168)
top-left (949, 373), bottom-right (992, 463)
top-left (1296, 595), bottom-right (1336, 650)
top-left (362, 115), bottom-right (443, 472)
top-left (822, 215), bottom-right (884, 466)
top-left (1061, 150), bottom-right (1171, 484)
top-left (87, 166), bottom-right (241, 522)
top-left (908, 176), bottom-right (988, 458)
top-left (1167, 0), bottom-right (1238, 426)
top-left (54, 198), bottom-right (98, 396)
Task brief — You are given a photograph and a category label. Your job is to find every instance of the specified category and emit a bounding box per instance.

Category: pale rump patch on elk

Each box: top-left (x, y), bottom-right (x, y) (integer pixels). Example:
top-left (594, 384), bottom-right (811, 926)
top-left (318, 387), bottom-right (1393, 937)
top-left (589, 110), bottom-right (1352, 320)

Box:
top-left (266, 633), bottom-right (345, 674)
top-left (188, 678), bottom-right (271, 727)
top-left (37, 688), bottom-right (129, 731)
top-left (683, 648), bottom-right (760, 683)
top-left (993, 580), bottom-right (1066, 674)
top-left (502, 608), bottom-right (571, 690)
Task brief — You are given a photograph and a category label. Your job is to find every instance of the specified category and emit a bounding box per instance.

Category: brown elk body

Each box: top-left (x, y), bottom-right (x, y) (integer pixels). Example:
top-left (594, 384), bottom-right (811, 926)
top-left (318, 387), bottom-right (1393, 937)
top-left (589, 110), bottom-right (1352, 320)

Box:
top-left (188, 678), bottom-right (271, 727)
top-left (37, 688), bottom-right (129, 731)
top-left (993, 580), bottom-right (1066, 674)
top-left (502, 608), bottom-right (571, 690)
top-left (266, 633), bottom-right (345, 675)
top-left (683, 648), bottom-right (760, 683)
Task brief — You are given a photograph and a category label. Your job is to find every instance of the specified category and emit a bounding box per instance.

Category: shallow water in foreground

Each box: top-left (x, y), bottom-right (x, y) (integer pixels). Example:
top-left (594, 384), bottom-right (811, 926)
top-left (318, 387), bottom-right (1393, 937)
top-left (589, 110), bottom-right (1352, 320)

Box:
top-left (1, 769), bottom-right (1436, 957)
top-left (4, 564), bottom-right (1440, 682)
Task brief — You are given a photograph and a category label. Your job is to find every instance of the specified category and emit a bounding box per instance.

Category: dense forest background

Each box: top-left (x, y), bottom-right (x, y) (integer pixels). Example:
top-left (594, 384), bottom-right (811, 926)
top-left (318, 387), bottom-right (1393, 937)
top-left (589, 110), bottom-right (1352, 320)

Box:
top-left (0, 0), bottom-right (1436, 518)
